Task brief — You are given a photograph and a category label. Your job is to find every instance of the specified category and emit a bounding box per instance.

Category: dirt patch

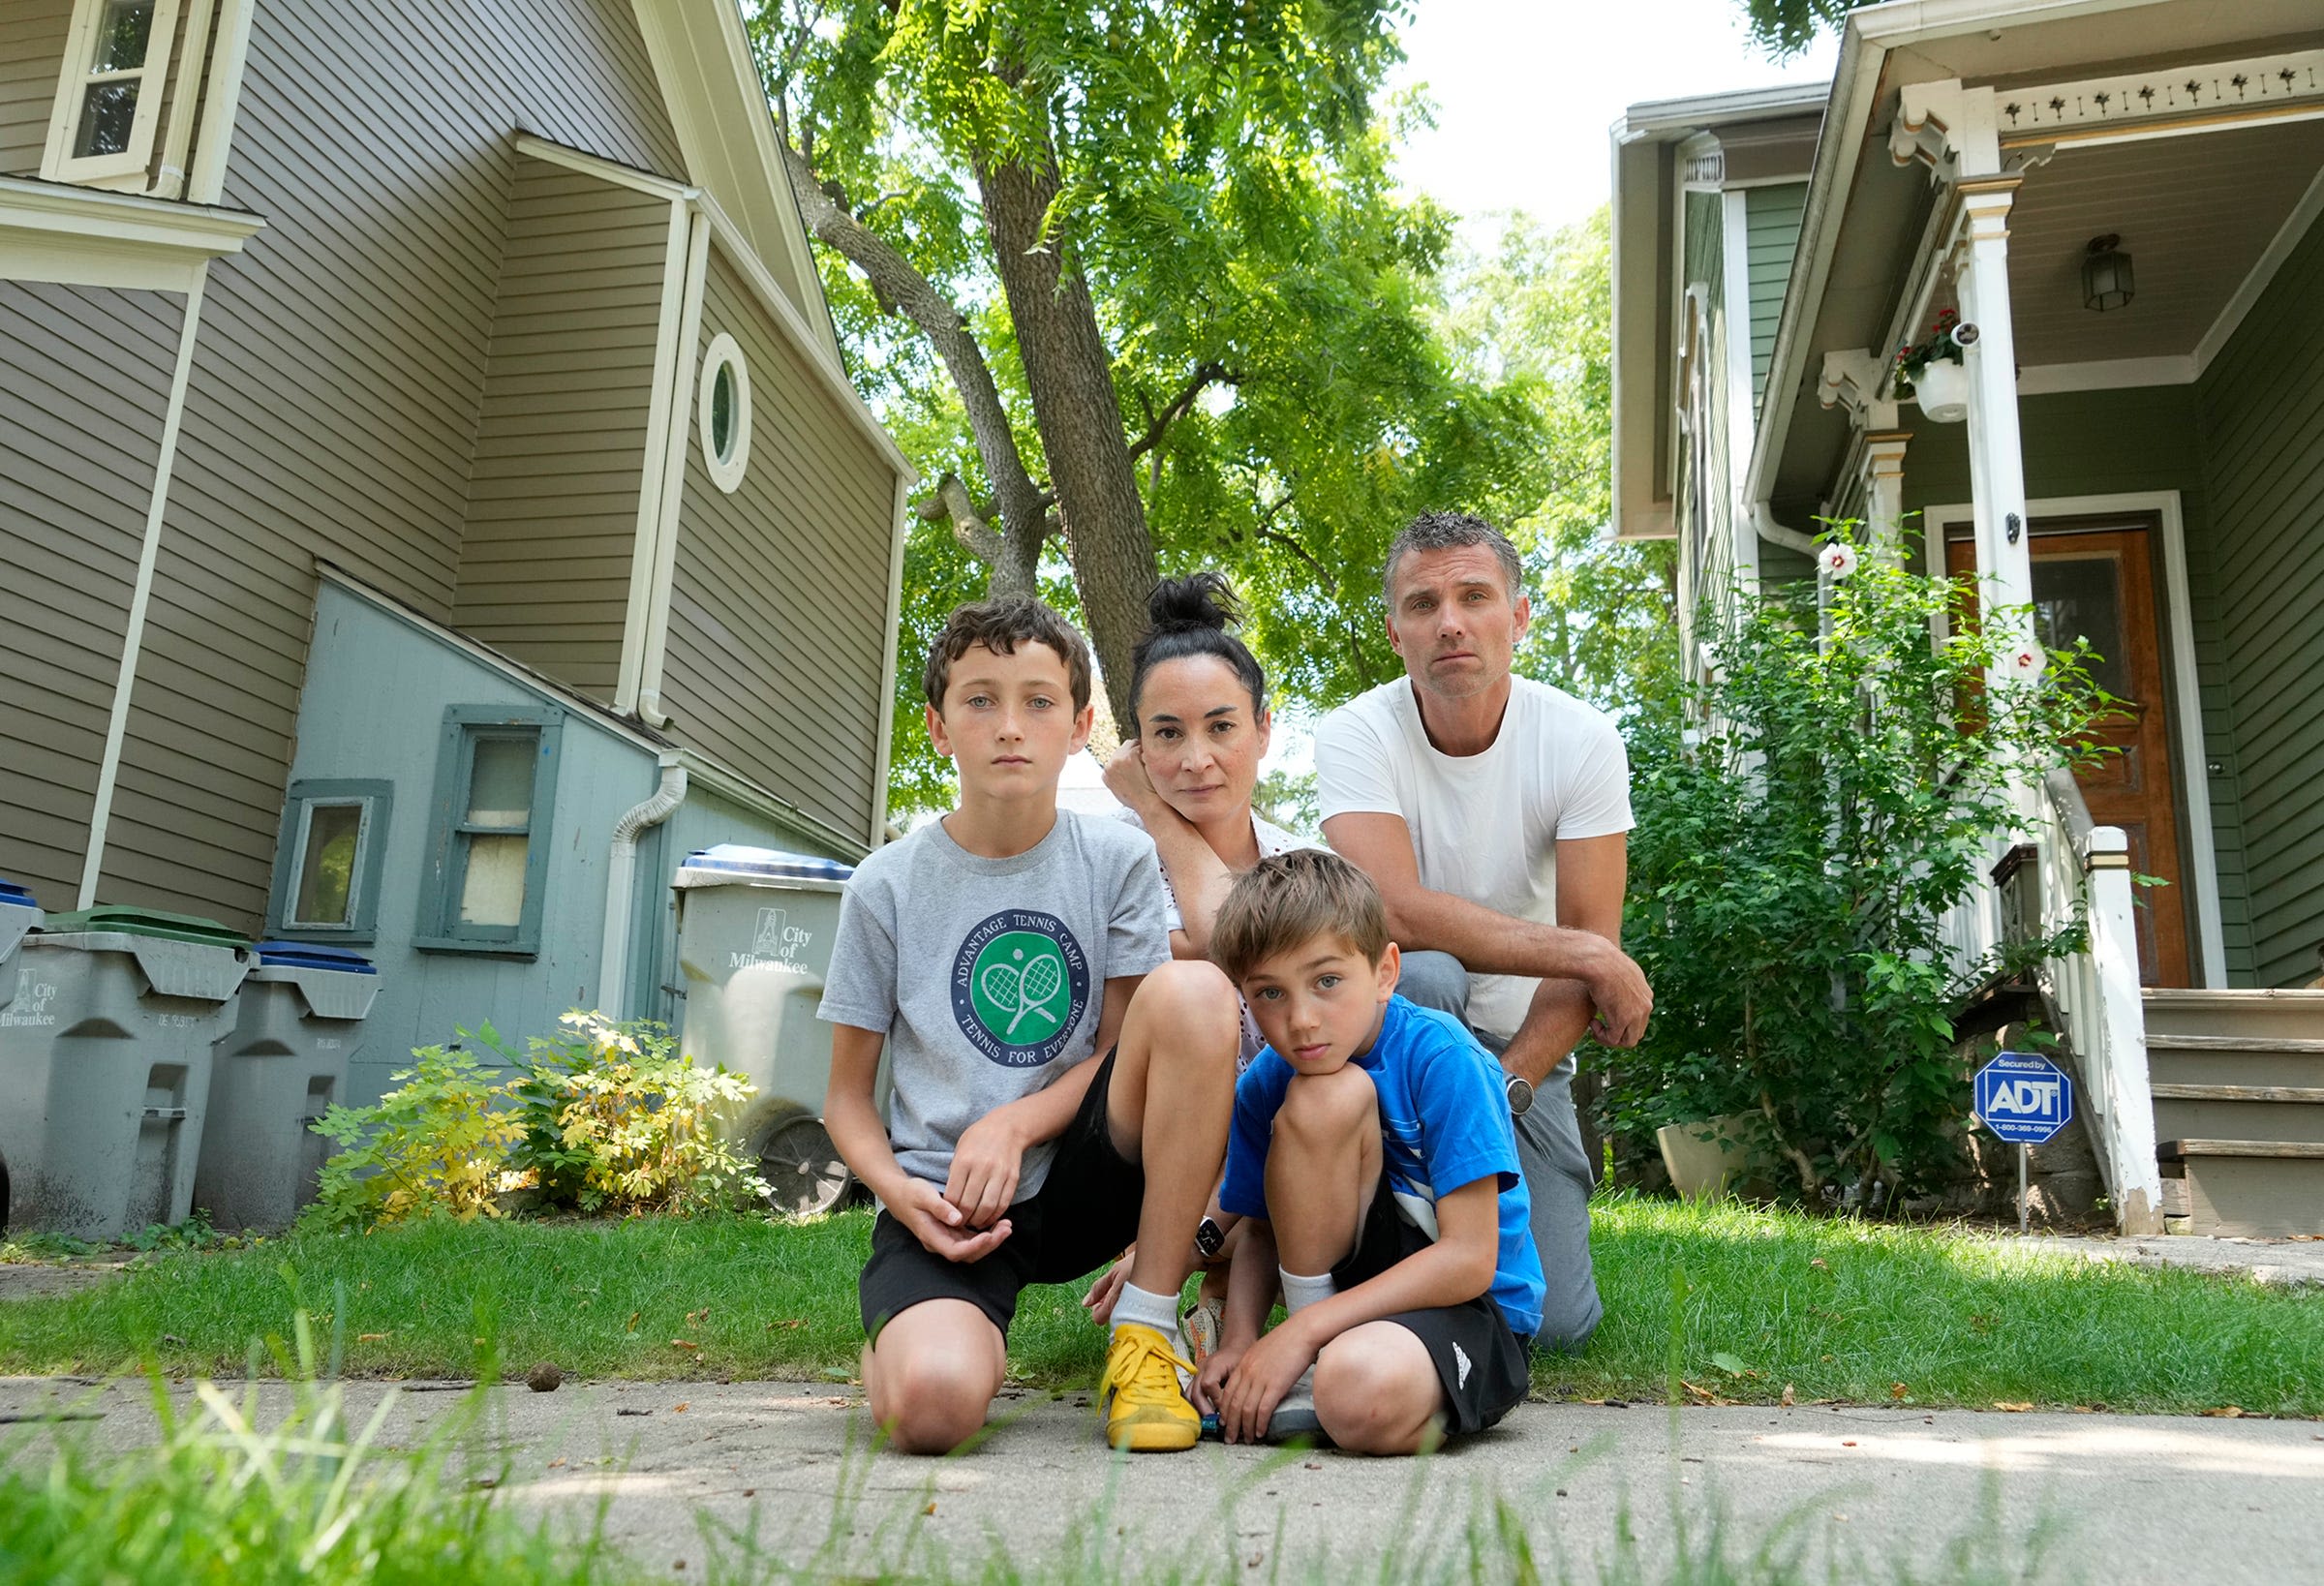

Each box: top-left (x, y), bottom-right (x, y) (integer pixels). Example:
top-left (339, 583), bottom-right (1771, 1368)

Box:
top-left (0, 1264), bottom-right (127, 1302)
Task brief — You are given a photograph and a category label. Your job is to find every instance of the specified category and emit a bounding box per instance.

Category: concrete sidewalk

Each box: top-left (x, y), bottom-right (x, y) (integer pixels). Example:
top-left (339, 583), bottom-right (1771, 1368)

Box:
top-left (6, 1376), bottom-right (2321, 1581)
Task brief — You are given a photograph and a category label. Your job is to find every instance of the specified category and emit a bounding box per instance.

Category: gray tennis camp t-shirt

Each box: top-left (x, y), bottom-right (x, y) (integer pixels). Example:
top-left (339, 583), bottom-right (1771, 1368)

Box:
top-left (815, 812), bottom-right (1172, 1200)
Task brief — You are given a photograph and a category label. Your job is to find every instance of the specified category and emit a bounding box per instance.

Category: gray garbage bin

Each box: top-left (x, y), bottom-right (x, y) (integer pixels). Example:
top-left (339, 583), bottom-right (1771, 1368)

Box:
top-left (0, 878), bottom-right (40, 1021)
top-left (0, 879), bottom-right (45, 1232)
top-left (196, 941), bottom-right (379, 1232)
top-left (672, 844), bottom-right (859, 1214)
top-left (0, 907), bottom-right (249, 1240)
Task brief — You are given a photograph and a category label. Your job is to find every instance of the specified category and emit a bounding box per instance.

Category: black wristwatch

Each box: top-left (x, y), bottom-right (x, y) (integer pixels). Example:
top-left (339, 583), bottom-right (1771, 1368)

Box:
top-left (1503, 1071), bottom-right (1535, 1117)
top-left (1194, 1216), bottom-right (1227, 1261)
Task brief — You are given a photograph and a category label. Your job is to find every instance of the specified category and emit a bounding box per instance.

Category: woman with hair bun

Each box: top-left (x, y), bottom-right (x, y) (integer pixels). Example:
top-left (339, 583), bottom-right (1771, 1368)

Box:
top-left (1084, 570), bottom-right (1313, 1376)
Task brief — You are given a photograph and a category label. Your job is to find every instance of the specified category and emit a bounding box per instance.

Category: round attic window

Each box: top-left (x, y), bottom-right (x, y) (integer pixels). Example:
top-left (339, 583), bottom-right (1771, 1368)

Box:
top-left (699, 332), bottom-right (751, 493)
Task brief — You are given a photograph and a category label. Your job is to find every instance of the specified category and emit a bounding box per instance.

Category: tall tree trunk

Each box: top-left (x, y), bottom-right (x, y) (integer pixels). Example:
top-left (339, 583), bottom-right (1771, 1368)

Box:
top-left (975, 149), bottom-right (1157, 726)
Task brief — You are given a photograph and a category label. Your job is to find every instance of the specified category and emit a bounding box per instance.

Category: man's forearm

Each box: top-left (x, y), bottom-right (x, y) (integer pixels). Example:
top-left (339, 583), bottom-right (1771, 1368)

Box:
top-left (1388, 884), bottom-right (1614, 984)
top-left (1501, 978), bottom-right (1594, 1087)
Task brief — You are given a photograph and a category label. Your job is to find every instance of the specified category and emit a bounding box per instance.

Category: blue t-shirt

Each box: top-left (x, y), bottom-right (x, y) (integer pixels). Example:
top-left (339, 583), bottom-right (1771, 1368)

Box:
top-left (1220, 994), bottom-right (1546, 1338)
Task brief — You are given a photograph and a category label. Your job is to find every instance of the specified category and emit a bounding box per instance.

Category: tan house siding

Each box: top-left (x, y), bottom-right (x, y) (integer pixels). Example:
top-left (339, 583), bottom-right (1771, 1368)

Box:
top-left (0, 0), bottom-right (73, 175)
top-left (91, 0), bottom-right (688, 928)
top-left (658, 245), bottom-right (893, 843)
top-left (452, 158), bottom-right (669, 700)
top-left (0, 281), bottom-right (183, 911)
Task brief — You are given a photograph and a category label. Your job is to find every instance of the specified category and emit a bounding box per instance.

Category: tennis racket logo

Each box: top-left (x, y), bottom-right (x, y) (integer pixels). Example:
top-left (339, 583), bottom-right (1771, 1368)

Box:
top-left (979, 945), bottom-right (1066, 1036)
top-left (954, 916), bottom-right (1090, 1064)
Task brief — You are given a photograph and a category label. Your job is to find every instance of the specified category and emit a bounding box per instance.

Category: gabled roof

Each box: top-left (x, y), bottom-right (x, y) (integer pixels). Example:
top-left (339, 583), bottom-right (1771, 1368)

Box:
top-left (630, 0), bottom-right (841, 365)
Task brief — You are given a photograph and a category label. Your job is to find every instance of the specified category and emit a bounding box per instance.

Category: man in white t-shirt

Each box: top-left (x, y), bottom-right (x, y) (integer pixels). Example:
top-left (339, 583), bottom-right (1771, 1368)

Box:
top-left (1313, 512), bottom-right (1653, 1350)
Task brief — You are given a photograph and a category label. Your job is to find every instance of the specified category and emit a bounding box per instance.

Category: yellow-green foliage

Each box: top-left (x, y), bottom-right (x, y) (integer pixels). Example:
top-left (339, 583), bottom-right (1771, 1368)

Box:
top-left (309, 1047), bottom-right (526, 1228)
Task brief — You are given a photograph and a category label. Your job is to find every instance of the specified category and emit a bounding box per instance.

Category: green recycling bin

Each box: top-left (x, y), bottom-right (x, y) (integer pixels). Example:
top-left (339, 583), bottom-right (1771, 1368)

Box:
top-left (195, 942), bottom-right (379, 1232)
top-left (0, 907), bottom-right (249, 1240)
top-left (672, 845), bottom-right (859, 1214)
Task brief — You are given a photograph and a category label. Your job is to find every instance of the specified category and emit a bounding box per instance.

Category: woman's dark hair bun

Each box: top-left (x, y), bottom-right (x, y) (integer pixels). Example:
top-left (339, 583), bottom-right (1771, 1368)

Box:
top-left (1146, 570), bottom-right (1241, 634)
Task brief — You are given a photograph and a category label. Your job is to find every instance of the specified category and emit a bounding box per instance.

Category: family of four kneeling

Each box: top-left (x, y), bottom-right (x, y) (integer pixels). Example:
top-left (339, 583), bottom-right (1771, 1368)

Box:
top-left (817, 511), bottom-right (1655, 1456)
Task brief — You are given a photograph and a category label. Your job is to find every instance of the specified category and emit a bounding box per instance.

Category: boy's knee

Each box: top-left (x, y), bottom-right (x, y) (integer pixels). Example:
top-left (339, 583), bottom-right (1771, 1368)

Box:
top-left (871, 1332), bottom-right (1001, 1454)
top-left (1134, 959), bottom-right (1241, 1052)
top-left (1395, 951), bottom-right (1470, 1020)
top-left (1313, 1330), bottom-right (1439, 1454)
top-left (1275, 1063), bottom-right (1378, 1144)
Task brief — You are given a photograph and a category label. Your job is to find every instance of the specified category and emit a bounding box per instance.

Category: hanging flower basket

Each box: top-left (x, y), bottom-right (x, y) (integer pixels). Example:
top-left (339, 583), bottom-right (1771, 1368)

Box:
top-left (1911, 357), bottom-right (1970, 423)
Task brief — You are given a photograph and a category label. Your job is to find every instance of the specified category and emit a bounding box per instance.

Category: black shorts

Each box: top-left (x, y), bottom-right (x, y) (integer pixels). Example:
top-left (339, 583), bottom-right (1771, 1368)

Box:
top-left (858, 1048), bottom-right (1144, 1341)
top-left (1332, 1174), bottom-right (1533, 1438)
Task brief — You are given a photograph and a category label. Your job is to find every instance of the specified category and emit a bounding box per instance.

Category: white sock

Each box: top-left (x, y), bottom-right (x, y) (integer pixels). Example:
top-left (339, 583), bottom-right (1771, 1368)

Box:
top-left (1279, 1267), bottom-right (1337, 1316)
top-left (1111, 1281), bottom-right (1184, 1351)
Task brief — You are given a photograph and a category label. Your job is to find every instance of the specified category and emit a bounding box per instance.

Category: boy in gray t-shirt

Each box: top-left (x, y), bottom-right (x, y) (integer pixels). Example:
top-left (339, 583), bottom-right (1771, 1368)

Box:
top-left (817, 596), bottom-right (1240, 1457)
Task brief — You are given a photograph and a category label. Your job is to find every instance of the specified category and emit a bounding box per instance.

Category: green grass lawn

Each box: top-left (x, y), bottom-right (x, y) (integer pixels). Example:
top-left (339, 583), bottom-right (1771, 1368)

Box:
top-left (4, 1196), bottom-right (2318, 1417)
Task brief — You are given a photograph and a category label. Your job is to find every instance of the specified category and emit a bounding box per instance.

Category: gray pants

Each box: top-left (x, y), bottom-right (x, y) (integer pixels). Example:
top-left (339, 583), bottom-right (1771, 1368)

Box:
top-left (1397, 951), bottom-right (1603, 1352)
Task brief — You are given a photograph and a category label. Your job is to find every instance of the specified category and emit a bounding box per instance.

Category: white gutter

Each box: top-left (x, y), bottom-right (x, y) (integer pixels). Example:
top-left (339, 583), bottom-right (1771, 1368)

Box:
top-left (79, 263), bottom-right (209, 907)
top-left (599, 757), bottom-right (688, 1020)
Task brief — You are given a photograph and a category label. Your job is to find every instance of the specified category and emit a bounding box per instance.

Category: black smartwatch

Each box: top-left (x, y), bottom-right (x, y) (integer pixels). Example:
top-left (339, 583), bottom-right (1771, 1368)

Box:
top-left (1194, 1216), bottom-right (1227, 1261)
top-left (1503, 1071), bottom-right (1535, 1117)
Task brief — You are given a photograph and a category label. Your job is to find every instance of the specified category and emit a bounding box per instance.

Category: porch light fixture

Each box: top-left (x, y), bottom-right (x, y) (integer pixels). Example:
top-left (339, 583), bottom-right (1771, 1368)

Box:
top-left (2082, 235), bottom-right (2134, 312)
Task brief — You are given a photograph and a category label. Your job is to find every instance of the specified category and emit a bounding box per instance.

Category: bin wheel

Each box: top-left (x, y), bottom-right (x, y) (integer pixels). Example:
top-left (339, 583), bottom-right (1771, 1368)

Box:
top-left (754, 1111), bottom-right (852, 1217)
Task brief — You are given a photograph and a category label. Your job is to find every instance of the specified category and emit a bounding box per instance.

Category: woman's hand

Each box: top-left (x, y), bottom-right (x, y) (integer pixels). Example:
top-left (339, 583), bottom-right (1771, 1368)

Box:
top-left (1081, 1247), bottom-right (1134, 1326)
top-left (1217, 1319), bottom-right (1320, 1444)
top-left (1103, 741), bottom-right (1167, 817)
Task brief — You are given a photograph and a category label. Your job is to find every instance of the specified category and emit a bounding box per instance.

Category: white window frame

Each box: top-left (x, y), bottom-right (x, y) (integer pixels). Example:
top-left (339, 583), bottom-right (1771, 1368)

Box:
top-left (44, 0), bottom-right (184, 190)
top-left (698, 331), bottom-right (752, 493)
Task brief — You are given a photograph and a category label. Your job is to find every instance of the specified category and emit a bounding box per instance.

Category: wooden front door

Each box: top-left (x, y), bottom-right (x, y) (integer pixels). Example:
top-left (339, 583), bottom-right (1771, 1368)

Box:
top-left (1945, 517), bottom-right (2191, 987)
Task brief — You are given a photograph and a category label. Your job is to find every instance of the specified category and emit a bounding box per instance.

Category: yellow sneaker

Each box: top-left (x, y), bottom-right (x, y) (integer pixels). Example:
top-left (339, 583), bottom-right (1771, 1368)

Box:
top-left (1100, 1324), bottom-right (1200, 1451)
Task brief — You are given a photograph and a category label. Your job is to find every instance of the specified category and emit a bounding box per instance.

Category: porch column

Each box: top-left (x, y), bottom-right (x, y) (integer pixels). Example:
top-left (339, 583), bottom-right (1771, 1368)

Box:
top-left (1863, 430), bottom-right (1911, 558)
top-left (1952, 177), bottom-right (2037, 684)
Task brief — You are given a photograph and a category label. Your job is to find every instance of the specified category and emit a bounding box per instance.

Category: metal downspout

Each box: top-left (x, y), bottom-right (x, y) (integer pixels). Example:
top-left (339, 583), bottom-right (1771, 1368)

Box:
top-left (598, 759), bottom-right (688, 1021)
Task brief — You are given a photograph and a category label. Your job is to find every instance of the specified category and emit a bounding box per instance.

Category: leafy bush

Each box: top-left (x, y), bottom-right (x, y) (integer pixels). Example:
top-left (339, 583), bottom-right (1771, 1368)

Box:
top-left (309, 1046), bottom-right (526, 1228)
top-left (505, 1012), bottom-right (769, 1215)
top-left (1603, 544), bottom-right (2106, 1204)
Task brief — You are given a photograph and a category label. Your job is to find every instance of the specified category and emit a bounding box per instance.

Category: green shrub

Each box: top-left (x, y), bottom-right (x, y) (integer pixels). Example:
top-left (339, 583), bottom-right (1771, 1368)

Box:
top-left (1603, 543), bottom-right (2107, 1204)
top-left (309, 1045), bottom-right (526, 1228)
top-left (505, 1012), bottom-right (769, 1215)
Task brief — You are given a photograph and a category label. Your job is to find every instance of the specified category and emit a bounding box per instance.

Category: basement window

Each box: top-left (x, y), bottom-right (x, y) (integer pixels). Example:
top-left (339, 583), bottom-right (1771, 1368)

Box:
top-left (267, 780), bottom-right (392, 943)
top-left (699, 331), bottom-right (751, 493)
top-left (46, 0), bottom-right (183, 187)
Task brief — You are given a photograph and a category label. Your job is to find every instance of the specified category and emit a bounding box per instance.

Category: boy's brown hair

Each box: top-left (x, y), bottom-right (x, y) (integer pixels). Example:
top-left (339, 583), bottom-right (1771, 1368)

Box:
top-left (1211, 849), bottom-right (1392, 984)
top-left (922, 595), bottom-right (1094, 714)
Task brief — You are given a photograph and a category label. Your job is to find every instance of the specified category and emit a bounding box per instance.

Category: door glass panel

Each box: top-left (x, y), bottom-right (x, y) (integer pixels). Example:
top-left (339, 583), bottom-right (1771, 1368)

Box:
top-left (74, 80), bottom-right (139, 157)
top-left (292, 803), bottom-right (362, 926)
top-left (2031, 554), bottom-right (2130, 702)
top-left (459, 835), bottom-right (529, 926)
top-left (466, 737), bottom-right (536, 829)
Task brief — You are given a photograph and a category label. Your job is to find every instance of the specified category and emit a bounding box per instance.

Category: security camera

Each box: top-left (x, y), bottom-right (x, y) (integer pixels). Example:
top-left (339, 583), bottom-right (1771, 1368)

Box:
top-left (1949, 320), bottom-right (1980, 349)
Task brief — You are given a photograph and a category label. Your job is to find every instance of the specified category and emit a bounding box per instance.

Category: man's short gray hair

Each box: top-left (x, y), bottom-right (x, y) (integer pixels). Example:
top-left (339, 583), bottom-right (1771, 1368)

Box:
top-left (1382, 511), bottom-right (1525, 609)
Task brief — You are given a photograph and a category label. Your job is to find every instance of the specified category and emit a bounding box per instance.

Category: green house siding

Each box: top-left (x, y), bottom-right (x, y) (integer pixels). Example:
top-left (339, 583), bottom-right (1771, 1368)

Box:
top-left (1745, 183), bottom-right (1808, 410)
top-left (2196, 209), bottom-right (2324, 989)
top-left (1900, 386), bottom-right (2255, 986)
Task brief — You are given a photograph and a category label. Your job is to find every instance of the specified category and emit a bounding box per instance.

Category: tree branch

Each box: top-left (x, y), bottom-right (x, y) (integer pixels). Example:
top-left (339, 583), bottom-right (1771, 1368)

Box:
top-left (1126, 360), bottom-right (1230, 464)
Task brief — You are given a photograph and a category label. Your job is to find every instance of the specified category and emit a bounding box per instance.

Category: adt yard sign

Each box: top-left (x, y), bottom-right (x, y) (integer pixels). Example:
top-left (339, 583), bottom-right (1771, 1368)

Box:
top-left (1974, 1051), bottom-right (2073, 1145)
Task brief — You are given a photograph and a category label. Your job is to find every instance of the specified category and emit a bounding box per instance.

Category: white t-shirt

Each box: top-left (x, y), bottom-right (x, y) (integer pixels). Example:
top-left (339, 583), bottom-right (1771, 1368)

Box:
top-left (1116, 806), bottom-right (1313, 1067)
top-left (1313, 676), bottom-right (1633, 1041)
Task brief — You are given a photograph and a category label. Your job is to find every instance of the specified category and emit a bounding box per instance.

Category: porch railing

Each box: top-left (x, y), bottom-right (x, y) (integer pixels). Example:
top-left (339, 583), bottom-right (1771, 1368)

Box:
top-left (2033, 769), bottom-right (2165, 1235)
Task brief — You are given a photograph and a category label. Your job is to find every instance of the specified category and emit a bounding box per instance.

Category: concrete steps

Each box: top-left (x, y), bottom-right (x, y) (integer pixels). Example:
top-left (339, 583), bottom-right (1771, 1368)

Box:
top-left (2142, 990), bottom-right (2324, 1235)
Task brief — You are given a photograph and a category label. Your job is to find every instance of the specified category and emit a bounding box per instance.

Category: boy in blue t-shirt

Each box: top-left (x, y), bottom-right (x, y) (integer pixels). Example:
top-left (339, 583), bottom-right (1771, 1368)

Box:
top-left (1198, 849), bottom-right (1545, 1452)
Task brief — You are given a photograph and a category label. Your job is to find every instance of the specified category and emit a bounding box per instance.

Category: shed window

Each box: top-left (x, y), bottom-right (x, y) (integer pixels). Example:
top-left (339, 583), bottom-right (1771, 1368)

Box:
top-left (416, 707), bottom-right (563, 956)
top-left (698, 332), bottom-right (751, 493)
top-left (267, 779), bottom-right (392, 944)
top-left (47, 0), bottom-right (182, 186)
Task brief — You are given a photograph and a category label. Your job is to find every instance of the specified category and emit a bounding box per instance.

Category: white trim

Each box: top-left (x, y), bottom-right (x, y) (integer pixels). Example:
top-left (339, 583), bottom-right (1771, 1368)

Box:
top-left (1719, 188), bottom-right (1761, 595)
top-left (635, 204), bottom-right (714, 728)
top-left (695, 195), bottom-right (918, 480)
top-left (0, 173), bottom-right (260, 290)
top-left (615, 195), bottom-right (694, 716)
top-left (871, 472), bottom-right (910, 845)
top-left (79, 262), bottom-right (207, 907)
top-left (512, 132), bottom-right (696, 203)
top-left (2194, 162), bottom-right (2324, 379)
top-left (180, 0), bottom-right (251, 206)
top-left (696, 330), bottom-right (750, 493)
top-left (1991, 46), bottom-right (2324, 145)
top-left (44, 0), bottom-right (184, 189)
top-left (1923, 490), bottom-right (2226, 987)
top-left (2015, 356), bottom-right (2196, 395)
